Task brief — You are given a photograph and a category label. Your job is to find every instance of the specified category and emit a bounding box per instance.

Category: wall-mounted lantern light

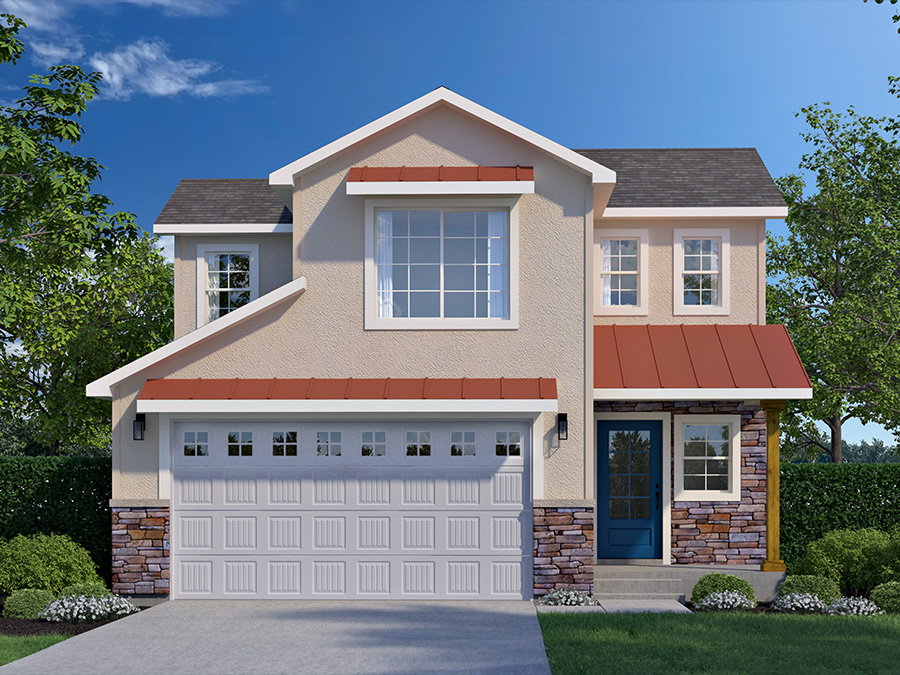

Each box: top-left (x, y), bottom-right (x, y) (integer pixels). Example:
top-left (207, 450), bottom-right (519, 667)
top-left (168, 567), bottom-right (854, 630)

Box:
top-left (133, 414), bottom-right (146, 441)
top-left (557, 413), bottom-right (568, 441)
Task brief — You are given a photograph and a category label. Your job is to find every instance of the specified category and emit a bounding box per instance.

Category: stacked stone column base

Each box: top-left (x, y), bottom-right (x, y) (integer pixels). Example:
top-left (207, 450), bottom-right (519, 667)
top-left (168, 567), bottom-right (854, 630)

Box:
top-left (111, 506), bottom-right (170, 595)
top-left (533, 505), bottom-right (594, 596)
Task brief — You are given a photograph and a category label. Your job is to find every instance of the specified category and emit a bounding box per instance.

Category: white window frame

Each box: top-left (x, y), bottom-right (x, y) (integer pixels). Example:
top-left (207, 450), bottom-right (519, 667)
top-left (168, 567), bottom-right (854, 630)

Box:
top-left (364, 198), bottom-right (519, 330)
top-left (674, 414), bottom-right (741, 502)
top-left (196, 243), bottom-right (259, 328)
top-left (593, 228), bottom-right (649, 316)
top-left (673, 229), bottom-right (730, 316)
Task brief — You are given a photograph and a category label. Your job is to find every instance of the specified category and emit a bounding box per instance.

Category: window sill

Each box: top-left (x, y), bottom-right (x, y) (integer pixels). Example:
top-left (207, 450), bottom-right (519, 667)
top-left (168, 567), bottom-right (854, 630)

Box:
top-left (674, 305), bottom-right (730, 316)
top-left (675, 490), bottom-right (741, 502)
top-left (596, 306), bottom-right (648, 317)
top-left (365, 317), bottom-right (519, 331)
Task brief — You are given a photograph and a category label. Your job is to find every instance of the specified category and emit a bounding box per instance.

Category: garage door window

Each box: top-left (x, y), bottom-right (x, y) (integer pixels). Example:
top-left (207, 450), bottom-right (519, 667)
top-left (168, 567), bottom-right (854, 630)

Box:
top-left (317, 432), bottom-right (342, 456)
top-left (272, 431), bottom-right (298, 457)
top-left (495, 431), bottom-right (521, 456)
top-left (183, 431), bottom-right (208, 457)
top-left (361, 431), bottom-right (386, 456)
top-left (451, 431), bottom-right (476, 456)
top-left (406, 431), bottom-right (432, 456)
top-left (227, 432), bottom-right (253, 456)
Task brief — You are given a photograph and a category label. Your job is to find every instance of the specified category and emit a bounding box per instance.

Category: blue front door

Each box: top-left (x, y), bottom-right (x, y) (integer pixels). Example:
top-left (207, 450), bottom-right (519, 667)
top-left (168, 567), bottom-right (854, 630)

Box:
top-left (597, 420), bottom-right (663, 559)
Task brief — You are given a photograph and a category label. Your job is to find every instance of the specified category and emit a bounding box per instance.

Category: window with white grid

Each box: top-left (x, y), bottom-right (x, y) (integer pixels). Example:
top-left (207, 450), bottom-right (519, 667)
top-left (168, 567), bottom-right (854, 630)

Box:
top-left (674, 229), bottom-right (730, 315)
top-left (594, 229), bottom-right (648, 316)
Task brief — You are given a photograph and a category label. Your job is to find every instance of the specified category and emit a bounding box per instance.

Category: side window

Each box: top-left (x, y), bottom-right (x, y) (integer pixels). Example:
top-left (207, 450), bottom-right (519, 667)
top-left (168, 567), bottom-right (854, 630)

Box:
top-left (316, 431), bottom-right (342, 457)
top-left (594, 229), bottom-right (648, 316)
top-left (495, 431), bottom-right (521, 456)
top-left (674, 415), bottom-right (741, 501)
top-left (361, 431), bottom-right (386, 456)
top-left (196, 244), bottom-right (259, 327)
top-left (184, 431), bottom-right (208, 457)
top-left (227, 431), bottom-right (253, 457)
top-left (450, 431), bottom-right (476, 456)
top-left (406, 431), bottom-right (431, 457)
top-left (673, 229), bottom-right (730, 316)
top-left (272, 431), bottom-right (298, 456)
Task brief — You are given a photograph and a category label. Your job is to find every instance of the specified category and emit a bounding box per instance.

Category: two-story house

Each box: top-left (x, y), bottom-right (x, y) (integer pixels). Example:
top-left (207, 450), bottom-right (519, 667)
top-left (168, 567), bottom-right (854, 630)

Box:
top-left (87, 88), bottom-right (811, 601)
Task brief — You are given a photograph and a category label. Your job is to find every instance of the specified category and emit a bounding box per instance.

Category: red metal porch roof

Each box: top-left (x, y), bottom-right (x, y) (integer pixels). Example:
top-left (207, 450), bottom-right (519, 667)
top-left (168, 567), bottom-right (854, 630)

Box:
top-left (346, 166), bottom-right (534, 182)
top-left (593, 324), bottom-right (811, 391)
top-left (138, 377), bottom-right (557, 401)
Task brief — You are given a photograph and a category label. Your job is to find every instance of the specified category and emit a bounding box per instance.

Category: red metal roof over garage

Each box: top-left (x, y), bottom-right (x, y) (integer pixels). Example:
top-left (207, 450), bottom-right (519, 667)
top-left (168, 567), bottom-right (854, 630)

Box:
top-left (594, 324), bottom-right (811, 398)
top-left (138, 377), bottom-right (557, 401)
top-left (347, 166), bottom-right (534, 182)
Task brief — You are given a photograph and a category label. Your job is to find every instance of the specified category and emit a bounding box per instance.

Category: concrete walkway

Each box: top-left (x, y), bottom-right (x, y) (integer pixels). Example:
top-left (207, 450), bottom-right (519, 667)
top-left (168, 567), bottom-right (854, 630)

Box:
top-left (536, 598), bottom-right (692, 614)
top-left (1, 601), bottom-right (551, 675)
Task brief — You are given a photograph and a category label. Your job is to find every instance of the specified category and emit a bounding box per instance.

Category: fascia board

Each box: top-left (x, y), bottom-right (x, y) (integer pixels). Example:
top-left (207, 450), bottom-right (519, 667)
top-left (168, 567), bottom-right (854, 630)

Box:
top-left (86, 276), bottom-right (308, 400)
top-left (346, 181), bottom-right (535, 196)
top-left (601, 207), bottom-right (789, 219)
top-left (269, 88), bottom-right (615, 186)
top-left (594, 388), bottom-right (812, 401)
top-left (153, 223), bottom-right (292, 235)
top-left (137, 398), bottom-right (559, 414)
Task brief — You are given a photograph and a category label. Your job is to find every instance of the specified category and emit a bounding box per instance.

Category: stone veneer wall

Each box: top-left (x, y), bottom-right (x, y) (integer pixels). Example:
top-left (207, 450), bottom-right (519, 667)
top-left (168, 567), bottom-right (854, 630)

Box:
top-left (533, 506), bottom-right (594, 597)
top-left (111, 506), bottom-right (170, 595)
top-left (594, 401), bottom-right (767, 566)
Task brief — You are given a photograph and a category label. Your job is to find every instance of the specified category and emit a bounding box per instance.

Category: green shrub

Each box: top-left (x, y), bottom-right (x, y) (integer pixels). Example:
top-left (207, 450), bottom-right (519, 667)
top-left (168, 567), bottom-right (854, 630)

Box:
top-left (871, 581), bottom-right (900, 613)
top-left (0, 534), bottom-right (101, 595)
top-left (777, 575), bottom-right (840, 604)
top-left (2, 589), bottom-right (56, 619)
top-left (59, 582), bottom-right (112, 599)
top-left (690, 573), bottom-right (757, 606)
top-left (796, 528), bottom-right (893, 594)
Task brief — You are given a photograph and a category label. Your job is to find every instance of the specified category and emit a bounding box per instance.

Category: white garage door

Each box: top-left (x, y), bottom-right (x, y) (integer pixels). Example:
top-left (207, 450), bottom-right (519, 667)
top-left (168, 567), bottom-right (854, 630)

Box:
top-left (171, 420), bottom-right (531, 599)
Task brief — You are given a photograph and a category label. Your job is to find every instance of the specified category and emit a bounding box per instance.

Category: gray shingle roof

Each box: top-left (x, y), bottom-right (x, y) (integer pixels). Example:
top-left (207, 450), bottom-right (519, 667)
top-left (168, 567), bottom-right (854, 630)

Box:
top-left (575, 148), bottom-right (785, 208)
top-left (155, 179), bottom-right (291, 224)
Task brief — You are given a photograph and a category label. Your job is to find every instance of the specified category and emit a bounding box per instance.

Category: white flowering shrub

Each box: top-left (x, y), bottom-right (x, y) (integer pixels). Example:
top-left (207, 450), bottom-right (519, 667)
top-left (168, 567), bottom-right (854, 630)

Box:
top-left (38, 594), bottom-right (139, 623)
top-left (824, 597), bottom-right (885, 616)
top-left (696, 590), bottom-right (755, 611)
top-left (536, 588), bottom-right (598, 606)
top-left (773, 593), bottom-right (826, 614)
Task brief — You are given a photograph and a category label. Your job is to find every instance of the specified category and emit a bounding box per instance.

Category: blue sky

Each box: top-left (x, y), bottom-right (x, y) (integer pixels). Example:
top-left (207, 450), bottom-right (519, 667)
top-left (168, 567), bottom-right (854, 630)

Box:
top-left (3, 0), bottom-right (899, 442)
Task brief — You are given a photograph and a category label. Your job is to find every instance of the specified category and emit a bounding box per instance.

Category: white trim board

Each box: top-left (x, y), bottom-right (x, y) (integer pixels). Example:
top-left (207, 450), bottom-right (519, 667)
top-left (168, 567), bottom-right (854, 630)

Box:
top-left (137, 399), bottom-right (559, 415)
top-left (153, 223), bottom-right (292, 235)
top-left (270, 87), bottom-right (615, 187)
top-left (593, 388), bottom-right (812, 401)
top-left (86, 276), bottom-right (308, 399)
top-left (347, 181), bottom-right (535, 196)
top-left (601, 207), bottom-right (788, 219)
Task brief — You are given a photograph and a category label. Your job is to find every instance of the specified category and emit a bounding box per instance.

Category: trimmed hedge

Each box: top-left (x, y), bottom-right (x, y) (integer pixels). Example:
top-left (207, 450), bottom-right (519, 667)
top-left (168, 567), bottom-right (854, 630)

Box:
top-left (781, 464), bottom-right (900, 568)
top-left (0, 457), bottom-right (111, 587)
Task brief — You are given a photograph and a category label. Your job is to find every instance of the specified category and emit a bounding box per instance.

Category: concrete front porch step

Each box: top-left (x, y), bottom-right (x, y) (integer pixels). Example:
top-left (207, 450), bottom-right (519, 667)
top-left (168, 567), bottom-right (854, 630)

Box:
top-left (594, 578), bottom-right (683, 594)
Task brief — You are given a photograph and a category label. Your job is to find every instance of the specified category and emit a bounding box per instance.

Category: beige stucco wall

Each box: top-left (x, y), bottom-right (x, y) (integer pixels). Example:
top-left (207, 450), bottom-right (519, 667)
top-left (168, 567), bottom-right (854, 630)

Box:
top-left (114, 104), bottom-right (593, 501)
top-left (173, 234), bottom-right (292, 338)
top-left (592, 218), bottom-right (766, 325)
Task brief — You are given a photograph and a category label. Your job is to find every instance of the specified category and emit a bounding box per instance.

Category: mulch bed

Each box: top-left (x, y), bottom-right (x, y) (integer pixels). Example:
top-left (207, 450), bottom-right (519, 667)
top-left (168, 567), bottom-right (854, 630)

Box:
top-left (0, 616), bottom-right (115, 637)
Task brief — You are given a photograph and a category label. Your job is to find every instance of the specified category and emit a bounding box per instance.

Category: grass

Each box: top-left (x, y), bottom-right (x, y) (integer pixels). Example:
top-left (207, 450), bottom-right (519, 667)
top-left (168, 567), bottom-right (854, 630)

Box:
top-left (538, 612), bottom-right (900, 675)
top-left (0, 634), bottom-right (69, 667)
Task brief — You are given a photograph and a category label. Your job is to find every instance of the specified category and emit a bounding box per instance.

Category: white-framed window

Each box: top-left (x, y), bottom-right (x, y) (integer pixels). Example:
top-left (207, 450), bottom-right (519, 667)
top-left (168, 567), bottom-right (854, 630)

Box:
top-left (227, 431), bottom-right (253, 457)
top-left (183, 431), bottom-right (208, 457)
top-left (196, 244), bottom-right (259, 327)
top-left (674, 415), bottom-right (741, 501)
top-left (316, 431), bottom-right (342, 457)
top-left (361, 431), bottom-right (386, 457)
top-left (272, 431), bottom-right (298, 457)
top-left (673, 229), bottom-right (730, 315)
top-left (364, 198), bottom-right (519, 330)
top-left (405, 431), bottom-right (432, 456)
top-left (495, 431), bottom-right (521, 456)
top-left (450, 431), bottom-right (476, 456)
top-left (593, 228), bottom-right (649, 316)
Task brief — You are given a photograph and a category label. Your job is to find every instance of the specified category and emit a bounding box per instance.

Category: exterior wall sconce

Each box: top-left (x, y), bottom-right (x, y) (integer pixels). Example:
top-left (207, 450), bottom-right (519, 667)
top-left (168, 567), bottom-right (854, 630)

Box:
top-left (557, 413), bottom-right (568, 441)
top-left (133, 414), bottom-right (146, 441)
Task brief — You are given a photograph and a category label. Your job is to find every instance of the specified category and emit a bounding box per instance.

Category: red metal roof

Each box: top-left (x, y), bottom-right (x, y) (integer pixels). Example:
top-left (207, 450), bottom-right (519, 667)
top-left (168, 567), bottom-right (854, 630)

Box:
top-left (138, 377), bottom-right (557, 401)
top-left (346, 166), bottom-right (534, 182)
top-left (593, 324), bottom-right (811, 390)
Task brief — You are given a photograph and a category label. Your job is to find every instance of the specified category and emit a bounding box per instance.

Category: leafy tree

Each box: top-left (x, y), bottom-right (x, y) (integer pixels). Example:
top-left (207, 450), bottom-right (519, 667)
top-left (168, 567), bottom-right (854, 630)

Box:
top-left (769, 96), bottom-right (900, 463)
top-left (0, 13), bottom-right (173, 452)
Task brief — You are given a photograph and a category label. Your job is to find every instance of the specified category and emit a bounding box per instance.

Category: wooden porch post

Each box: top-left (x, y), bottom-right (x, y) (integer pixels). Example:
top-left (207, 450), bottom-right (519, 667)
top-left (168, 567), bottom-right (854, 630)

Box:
top-left (761, 400), bottom-right (786, 572)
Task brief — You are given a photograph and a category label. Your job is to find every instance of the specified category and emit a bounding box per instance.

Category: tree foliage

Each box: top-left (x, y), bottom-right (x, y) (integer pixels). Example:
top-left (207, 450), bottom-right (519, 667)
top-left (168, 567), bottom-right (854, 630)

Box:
top-left (768, 98), bottom-right (900, 463)
top-left (0, 13), bottom-right (172, 451)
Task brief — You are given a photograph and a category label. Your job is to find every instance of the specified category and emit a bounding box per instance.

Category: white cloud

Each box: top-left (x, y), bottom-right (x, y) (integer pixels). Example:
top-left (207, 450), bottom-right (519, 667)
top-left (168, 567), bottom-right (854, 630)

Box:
top-left (4, 0), bottom-right (71, 32)
top-left (30, 38), bottom-right (86, 67)
top-left (112, 0), bottom-right (235, 17)
top-left (155, 235), bottom-right (174, 264)
top-left (5, 0), bottom-right (232, 30)
top-left (89, 39), bottom-right (268, 101)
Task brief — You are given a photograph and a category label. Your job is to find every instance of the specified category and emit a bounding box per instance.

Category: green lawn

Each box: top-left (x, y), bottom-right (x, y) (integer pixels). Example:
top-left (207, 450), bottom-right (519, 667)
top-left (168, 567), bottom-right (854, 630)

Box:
top-left (538, 612), bottom-right (900, 675)
top-left (0, 634), bottom-right (69, 667)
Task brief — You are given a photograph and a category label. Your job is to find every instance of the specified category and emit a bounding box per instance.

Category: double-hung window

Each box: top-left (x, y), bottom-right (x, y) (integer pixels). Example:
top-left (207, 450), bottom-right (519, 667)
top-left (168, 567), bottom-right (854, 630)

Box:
top-left (594, 229), bottom-right (648, 315)
top-left (673, 229), bottom-right (729, 315)
top-left (674, 415), bottom-right (741, 501)
top-left (196, 244), bottom-right (259, 326)
top-left (365, 200), bottom-right (518, 329)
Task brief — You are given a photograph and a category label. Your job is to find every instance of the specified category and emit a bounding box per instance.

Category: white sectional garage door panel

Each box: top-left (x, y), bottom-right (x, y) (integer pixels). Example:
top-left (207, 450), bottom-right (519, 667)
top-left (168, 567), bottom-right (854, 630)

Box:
top-left (171, 421), bottom-right (530, 599)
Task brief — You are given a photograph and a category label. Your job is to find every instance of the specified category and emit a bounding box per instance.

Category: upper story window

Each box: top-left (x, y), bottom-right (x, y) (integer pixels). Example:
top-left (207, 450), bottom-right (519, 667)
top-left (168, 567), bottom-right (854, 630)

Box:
top-left (196, 244), bottom-right (259, 327)
top-left (594, 229), bottom-right (648, 316)
top-left (365, 199), bottom-right (519, 330)
top-left (673, 229), bottom-right (729, 316)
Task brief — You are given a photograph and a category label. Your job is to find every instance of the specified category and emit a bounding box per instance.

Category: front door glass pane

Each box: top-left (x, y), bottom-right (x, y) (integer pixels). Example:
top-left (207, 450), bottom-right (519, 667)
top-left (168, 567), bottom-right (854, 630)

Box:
top-left (608, 430), bottom-right (651, 519)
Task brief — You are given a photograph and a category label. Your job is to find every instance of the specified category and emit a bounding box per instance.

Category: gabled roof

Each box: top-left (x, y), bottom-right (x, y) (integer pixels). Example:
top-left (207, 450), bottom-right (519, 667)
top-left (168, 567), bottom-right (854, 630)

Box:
top-left (576, 148), bottom-right (785, 209)
top-left (269, 87), bottom-right (616, 189)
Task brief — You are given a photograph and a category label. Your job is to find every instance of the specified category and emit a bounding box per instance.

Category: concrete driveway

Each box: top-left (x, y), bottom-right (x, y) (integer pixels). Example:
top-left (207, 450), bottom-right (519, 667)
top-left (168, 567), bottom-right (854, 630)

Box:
top-left (1, 600), bottom-right (551, 675)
